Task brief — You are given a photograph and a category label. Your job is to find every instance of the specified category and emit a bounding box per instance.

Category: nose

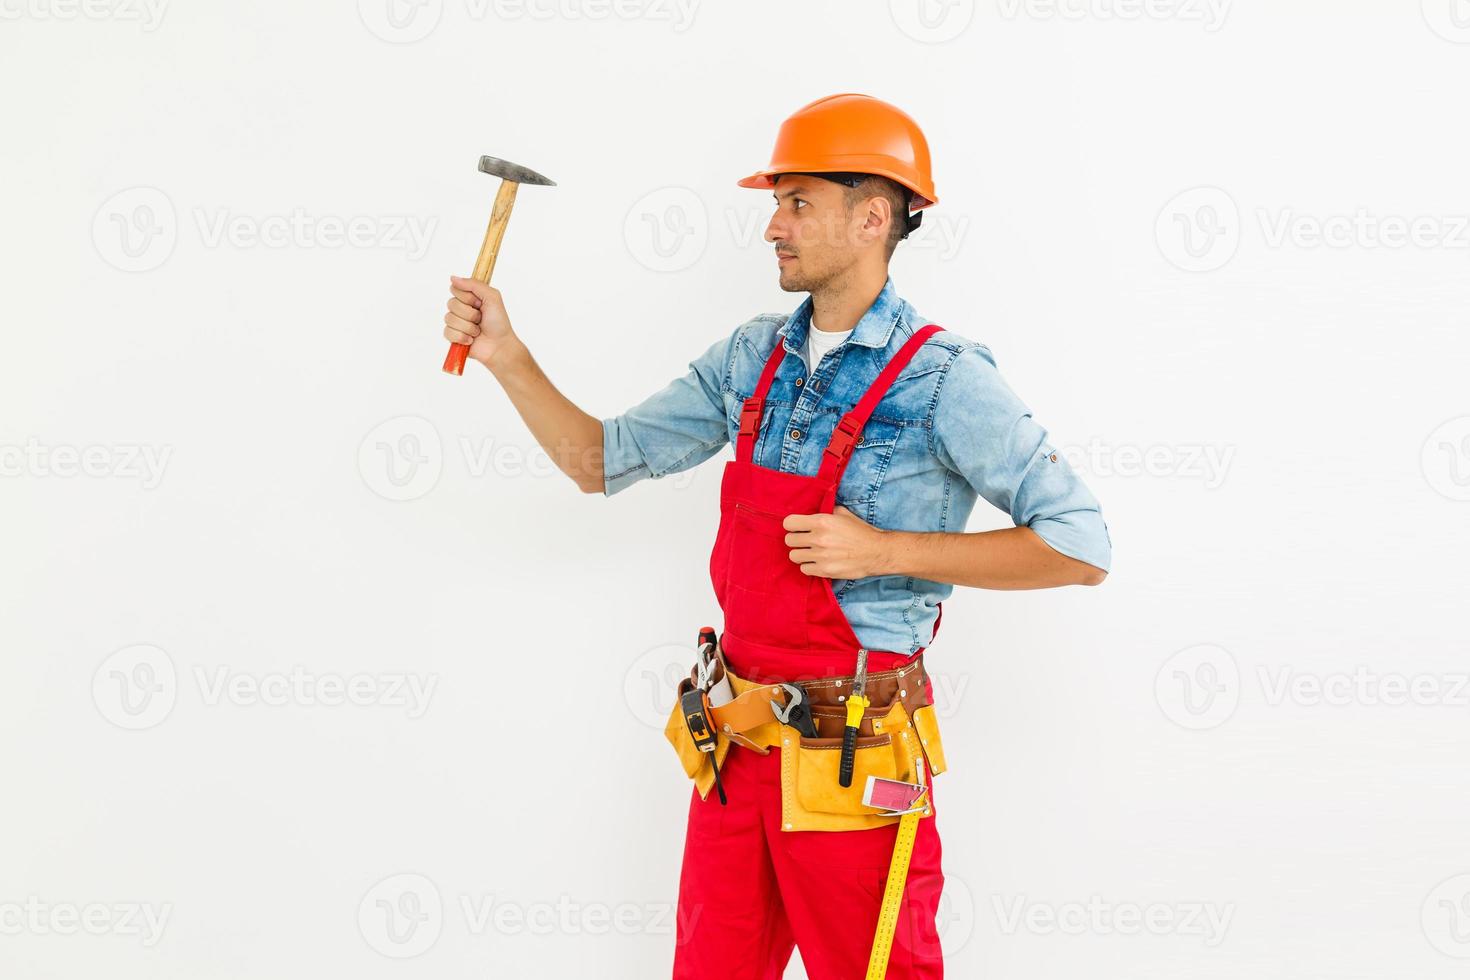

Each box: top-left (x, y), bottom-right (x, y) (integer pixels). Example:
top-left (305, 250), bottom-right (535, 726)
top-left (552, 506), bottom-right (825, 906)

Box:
top-left (764, 212), bottom-right (784, 245)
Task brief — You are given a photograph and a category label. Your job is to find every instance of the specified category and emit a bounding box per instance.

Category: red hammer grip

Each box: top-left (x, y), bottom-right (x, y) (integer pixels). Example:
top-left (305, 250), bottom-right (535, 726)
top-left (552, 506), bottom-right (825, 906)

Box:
top-left (443, 342), bottom-right (471, 376)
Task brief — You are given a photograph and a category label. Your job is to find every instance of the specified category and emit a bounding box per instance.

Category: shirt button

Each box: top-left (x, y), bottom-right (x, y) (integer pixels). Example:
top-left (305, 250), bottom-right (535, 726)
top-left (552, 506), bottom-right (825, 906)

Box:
top-left (790, 428), bottom-right (802, 440)
top-left (794, 377), bottom-right (804, 387)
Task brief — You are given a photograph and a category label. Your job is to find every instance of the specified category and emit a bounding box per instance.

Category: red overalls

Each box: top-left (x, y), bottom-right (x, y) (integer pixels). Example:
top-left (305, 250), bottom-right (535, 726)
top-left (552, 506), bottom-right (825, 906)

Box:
top-left (673, 323), bottom-right (946, 979)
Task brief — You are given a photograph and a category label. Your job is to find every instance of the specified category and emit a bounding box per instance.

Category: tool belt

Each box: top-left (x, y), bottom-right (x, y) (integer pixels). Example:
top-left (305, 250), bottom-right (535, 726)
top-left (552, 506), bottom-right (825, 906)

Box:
top-left (664, 635), bottom-right (949, 833)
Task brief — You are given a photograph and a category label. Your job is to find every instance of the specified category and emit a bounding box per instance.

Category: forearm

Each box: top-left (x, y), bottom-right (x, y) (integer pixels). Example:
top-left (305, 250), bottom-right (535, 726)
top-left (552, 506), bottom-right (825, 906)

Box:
top-left (875, 525), bottom-right (1107, 589)
top-left (488, 342), bottom-right (605, 493)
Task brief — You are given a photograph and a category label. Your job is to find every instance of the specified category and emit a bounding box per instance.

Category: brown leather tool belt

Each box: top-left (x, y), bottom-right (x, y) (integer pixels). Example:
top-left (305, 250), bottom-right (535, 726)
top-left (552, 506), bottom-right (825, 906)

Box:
top-left (692, 640), bottom-right (933, 744)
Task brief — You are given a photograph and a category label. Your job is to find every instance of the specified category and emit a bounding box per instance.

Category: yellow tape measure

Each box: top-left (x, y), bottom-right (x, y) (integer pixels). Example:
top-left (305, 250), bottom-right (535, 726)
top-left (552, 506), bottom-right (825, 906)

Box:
top-left (865, 806), bottom-right (923, 978)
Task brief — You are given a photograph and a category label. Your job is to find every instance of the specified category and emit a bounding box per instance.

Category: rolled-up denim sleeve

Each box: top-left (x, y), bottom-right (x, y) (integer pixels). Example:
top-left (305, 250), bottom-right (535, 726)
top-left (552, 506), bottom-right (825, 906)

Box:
top-left (931, 344), bottom-right (1111, 571)
top-left (600, 329), bottom-right (735, 496)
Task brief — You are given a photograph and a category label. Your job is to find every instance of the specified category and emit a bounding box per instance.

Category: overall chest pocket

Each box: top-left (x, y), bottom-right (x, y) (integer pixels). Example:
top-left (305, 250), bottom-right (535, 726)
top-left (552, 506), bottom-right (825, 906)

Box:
top-left (833, 417), bottom-right (902, 507)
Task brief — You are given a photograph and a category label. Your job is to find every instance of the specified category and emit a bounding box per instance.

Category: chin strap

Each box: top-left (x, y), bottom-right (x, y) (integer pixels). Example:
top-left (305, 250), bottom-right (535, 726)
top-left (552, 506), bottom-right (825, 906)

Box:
top-left (901, 209), bottom-right (923, 240)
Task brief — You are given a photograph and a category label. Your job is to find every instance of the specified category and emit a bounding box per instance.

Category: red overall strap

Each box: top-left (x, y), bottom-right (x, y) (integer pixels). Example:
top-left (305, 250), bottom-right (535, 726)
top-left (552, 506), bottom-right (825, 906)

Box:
top-left (735, 333), bottom-right (792, 464)
top-left (816, 323), bottom-right (943, 485)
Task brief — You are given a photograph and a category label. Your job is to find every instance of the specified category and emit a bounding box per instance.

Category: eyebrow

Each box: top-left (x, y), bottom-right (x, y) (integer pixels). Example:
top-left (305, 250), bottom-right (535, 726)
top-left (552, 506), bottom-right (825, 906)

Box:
top-left (773, 185), bottom-right (807, 201)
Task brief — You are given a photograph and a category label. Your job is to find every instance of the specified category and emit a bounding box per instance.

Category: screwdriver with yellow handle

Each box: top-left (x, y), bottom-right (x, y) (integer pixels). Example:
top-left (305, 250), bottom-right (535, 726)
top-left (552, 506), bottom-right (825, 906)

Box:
top-left (838, 647), bottom-right (869, 787)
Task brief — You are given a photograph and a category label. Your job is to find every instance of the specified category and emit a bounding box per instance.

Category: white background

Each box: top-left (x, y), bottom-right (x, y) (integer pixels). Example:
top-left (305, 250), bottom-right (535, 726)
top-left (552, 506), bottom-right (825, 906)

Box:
top-left (3, 1), bottom-right (1469, 977)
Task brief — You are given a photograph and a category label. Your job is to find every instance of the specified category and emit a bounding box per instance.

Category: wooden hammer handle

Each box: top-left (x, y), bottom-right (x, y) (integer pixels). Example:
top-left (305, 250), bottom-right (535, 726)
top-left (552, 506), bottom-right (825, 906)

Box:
top-left (443, 179), bottom-right (519, 376)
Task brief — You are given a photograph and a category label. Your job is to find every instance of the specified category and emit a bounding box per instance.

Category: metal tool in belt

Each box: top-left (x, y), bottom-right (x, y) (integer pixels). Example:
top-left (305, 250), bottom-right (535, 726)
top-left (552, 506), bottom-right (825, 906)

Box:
top-left (680, 626), bottom-right (728, 804)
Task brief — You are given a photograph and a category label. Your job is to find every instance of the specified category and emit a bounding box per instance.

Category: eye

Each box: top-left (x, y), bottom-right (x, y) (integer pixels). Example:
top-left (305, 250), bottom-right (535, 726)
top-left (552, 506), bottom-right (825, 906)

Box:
top-left (794, 198), bottom-right (807, 209)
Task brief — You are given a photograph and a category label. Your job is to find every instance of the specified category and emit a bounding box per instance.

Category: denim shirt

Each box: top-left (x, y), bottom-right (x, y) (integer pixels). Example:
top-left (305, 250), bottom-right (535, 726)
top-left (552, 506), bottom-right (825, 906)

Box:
top-left (601, 277), bottom-right (1112, 655)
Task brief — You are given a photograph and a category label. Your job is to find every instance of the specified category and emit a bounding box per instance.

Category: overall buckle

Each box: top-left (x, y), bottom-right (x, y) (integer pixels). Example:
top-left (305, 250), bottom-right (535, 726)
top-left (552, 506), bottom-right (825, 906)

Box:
top-left (738, 397), bottom-right (763, 440)
top-left (824, 414), bottom-right (863, 463)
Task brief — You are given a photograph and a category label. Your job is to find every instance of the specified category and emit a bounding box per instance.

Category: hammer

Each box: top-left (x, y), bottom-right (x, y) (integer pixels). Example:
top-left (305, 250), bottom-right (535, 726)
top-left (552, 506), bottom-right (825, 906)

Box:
top-left (441, 155), bottom-right (556, 375)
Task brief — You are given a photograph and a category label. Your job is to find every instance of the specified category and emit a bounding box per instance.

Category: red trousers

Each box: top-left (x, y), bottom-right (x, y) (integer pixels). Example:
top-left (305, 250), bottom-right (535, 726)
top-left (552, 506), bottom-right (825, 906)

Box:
top-left (672, 743), bottom-right (945, 979)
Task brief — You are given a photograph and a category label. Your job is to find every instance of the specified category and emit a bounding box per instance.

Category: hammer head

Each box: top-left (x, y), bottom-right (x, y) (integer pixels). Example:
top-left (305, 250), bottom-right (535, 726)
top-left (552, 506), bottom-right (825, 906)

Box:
top-left (478, 155), bottom-right (556, 186)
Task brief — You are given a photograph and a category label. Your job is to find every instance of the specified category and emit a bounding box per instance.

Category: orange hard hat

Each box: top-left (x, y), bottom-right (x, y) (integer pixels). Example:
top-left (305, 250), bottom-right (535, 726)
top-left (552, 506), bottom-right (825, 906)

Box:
top-left (737, 93), bottom-right (937, 210)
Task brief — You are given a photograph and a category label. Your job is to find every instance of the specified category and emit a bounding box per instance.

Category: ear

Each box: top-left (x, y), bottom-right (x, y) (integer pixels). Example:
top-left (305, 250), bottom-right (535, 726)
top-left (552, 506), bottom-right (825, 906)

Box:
top-left (859, 195), bottom-right (891, 246)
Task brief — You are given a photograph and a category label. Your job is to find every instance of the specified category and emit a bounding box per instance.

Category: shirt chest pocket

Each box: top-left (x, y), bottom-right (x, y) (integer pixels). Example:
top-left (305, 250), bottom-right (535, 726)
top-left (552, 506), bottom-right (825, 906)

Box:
top-left (834, 417), bottom-right (902, 508)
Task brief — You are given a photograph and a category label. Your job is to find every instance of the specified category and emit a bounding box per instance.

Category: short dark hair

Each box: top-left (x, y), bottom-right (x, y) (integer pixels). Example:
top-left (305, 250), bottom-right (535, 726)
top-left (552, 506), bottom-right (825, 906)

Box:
top-left (839, 175), bottom-right (913, 260)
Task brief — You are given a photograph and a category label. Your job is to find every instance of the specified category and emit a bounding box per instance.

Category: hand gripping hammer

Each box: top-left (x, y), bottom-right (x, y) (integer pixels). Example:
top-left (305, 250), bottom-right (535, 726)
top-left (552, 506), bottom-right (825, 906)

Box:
top-left (441, 155), bottom-right (557, 376)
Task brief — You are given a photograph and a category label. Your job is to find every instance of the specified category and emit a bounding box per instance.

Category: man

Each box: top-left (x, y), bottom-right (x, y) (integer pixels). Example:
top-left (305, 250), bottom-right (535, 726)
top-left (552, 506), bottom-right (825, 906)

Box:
top-left (441, 93), bottom-right (1110, 978)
